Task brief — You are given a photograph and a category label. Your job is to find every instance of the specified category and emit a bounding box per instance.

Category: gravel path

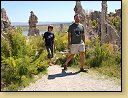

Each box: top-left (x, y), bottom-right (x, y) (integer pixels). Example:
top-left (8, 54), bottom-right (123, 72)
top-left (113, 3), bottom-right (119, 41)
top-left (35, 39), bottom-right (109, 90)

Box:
top-left (21, 65), bottom-right (121, 91)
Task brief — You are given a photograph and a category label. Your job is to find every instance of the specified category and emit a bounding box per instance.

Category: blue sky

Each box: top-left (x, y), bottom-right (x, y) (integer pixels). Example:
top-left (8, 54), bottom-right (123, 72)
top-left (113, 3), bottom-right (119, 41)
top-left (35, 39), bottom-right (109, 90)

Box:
top-left (1, 1), bottom-right (121, 22)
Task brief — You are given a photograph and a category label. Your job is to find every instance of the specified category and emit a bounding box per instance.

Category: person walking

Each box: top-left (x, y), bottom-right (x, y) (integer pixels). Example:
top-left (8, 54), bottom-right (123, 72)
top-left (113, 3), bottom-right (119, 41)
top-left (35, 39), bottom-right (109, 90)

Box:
top-left (63, 13), bottom-right (87, 72)
top-left (43, 25), bottom-right (55, 65)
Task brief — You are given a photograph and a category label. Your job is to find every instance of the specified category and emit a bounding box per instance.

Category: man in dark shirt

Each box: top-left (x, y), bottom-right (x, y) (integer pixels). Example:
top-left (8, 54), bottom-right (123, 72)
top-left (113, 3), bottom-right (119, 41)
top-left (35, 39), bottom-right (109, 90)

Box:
top-left (43, 25), bottom-right (54, 65)
top-left (63, 14), bottom-right (88, 72)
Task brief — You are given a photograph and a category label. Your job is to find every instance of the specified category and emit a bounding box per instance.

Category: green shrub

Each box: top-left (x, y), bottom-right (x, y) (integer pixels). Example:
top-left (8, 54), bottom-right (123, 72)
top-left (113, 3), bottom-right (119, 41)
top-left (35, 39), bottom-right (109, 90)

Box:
top-left (96, 58), bottom-right (121, 79)
top-left (1, 27), bottom-right (48, 91)
top-left (54, 32), bottom-right (68, 51)
top-left (1, 38), bottom-right (11, 58)
top-left (90, 19), bottom-right (98, 29)
top-left (20, 75), bottom-right (30, 87)
top-left (4, 83), bottom-right (19, 91)
top-left (1, 26), bottom-right (121, 90)
top-left (84, 35), bottom-right (121, 78)
top-left (115, 52), bottom-right (121, 64)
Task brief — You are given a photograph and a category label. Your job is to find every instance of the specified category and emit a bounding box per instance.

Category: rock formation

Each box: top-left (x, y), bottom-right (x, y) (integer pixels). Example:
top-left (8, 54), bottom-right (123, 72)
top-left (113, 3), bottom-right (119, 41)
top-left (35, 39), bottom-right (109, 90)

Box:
top-left (1, 8), bottom-right (15, 39)
top-left (28, 11), bottom-right (39, 36)
top-left (74, 1), bottom-right (121, 50)
top-left (74, 1), bottom-right (95, 39)
top-left (101, 1), bottom-right (121, 49)
top-left (1, 8), bottom-right (12, 32)
top-left (101, 1), bottom-right (108, 44)
top-left (90, 11), bottom-right (101, 21)
top-left (115, 9), bottom-right (121, 17)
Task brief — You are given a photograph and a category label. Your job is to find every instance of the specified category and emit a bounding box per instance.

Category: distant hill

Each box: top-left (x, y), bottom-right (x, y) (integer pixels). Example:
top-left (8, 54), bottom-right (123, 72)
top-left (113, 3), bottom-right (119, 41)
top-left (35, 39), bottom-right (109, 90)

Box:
top-left (12, 22), bottom-right (72, 26)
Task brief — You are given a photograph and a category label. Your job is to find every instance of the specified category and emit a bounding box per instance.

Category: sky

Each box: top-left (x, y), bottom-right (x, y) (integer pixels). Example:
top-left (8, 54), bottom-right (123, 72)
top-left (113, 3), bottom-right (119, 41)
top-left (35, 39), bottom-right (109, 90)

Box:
top-left (1, 1), bottom-right (121, 22)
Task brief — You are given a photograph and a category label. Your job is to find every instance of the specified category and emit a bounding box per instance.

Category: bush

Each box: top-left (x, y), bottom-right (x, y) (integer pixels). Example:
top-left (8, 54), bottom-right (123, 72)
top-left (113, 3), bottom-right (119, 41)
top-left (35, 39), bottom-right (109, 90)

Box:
top-left (1, 38), bottom-right (11, 58)
top-left (20, 75), bottom-right (30, 87)
top-left (1, 27), bottom-right (48, 91)
top-left (52, 51), bottom-right (67, 65)
top-left (115, 52), bottom-right (121, 64)
top-left (97, 58), bottom-right (121, 79)
top-left (1, 27), bottom-right (121, 90)
top-left (54, 32), bottom-right (68, 51)
top-left (4, 83), bottom-right (19, 91)
top-left (90, 19), bottom-right (98, 29)
top-left (85, 35), bottom-right (121, 78)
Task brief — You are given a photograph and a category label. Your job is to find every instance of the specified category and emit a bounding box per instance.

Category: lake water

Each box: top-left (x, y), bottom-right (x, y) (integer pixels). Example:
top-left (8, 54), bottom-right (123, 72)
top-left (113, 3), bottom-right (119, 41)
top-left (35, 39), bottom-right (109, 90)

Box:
top-left (23, 31), bottom-right (45, 36)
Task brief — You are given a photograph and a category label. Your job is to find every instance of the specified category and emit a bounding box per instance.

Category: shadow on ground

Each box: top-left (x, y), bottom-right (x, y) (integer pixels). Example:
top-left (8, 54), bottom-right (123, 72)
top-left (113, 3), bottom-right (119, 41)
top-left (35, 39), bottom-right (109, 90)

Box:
top-left (48, 69), bottom-right (81, 80)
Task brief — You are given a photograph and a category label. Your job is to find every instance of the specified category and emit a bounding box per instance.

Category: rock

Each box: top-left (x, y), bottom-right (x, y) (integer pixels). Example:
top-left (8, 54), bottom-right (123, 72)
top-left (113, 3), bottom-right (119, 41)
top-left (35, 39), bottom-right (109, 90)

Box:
top-left (115, 9), bottom-right (121, 17)
top-left (28, 11), bottom-right (39, 36)
top-left (101, 1), bottom-right (107, 44)
top-left (101, 1), bottom-right (121, 49)
top-left (90, 11), bottom-right (101, 21)
top-left (74, 1), bottom-right (121, 50)
top-left (1, 8), bottom-right (13, 32)
top-left (74, 1), bottom-right (94, 39)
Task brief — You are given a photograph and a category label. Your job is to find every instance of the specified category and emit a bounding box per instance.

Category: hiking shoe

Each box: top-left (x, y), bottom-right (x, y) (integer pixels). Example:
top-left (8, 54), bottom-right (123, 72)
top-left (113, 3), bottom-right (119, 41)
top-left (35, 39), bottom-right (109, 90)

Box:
top-left (80, 68), bottom-right (88, 72)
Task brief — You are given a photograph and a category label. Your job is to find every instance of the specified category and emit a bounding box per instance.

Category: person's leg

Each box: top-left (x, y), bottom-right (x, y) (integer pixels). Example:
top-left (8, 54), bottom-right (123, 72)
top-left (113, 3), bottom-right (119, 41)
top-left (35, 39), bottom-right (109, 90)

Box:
top-left (79, 52), bottom-right (85, 69)
top-left (64, 53), bottom-right (75, 65)
top-left (79, 43), bottom-right (88, 72)
top-left (46, 46), bottom-right (51, 65)
top-left (63, 53), bottom-right (75, 70)
top-left (50, 45), bottom-right (54, 58)
top-left (79, 52), bottom-right (88, 72)
top-left (49, 46), bottom-right (54, 65)
top-left (63, 44), bottom-right (78, 70)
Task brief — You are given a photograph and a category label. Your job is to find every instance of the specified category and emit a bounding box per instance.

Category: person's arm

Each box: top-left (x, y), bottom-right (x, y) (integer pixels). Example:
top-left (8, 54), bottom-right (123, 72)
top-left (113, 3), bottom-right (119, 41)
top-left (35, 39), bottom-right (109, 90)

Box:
top-left (52, 34), bottom-right (55, 53)
top-left (68, 33), bottom-right (71, 49)
top-left (43, 32), bottom-right (45, 39)
top-left (82, 33), bottom-right (85, 43)
top-left (82, 26), bottom-right (85, 44)
top-left (68, 26), bottom-right (71, 49)
top-left (53, 42), bottom-right (55, 53)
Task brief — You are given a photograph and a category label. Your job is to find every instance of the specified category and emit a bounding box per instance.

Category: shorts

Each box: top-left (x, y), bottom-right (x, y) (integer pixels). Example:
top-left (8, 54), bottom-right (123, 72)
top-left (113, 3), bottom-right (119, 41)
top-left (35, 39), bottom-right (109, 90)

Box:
top-left (70, 42), bottom-right (85, 54)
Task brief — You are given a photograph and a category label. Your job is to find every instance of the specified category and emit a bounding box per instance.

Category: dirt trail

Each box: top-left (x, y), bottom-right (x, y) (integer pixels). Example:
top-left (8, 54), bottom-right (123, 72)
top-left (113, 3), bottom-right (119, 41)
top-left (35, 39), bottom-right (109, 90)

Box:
top-left (21, 65), bottom-right (121, 91)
